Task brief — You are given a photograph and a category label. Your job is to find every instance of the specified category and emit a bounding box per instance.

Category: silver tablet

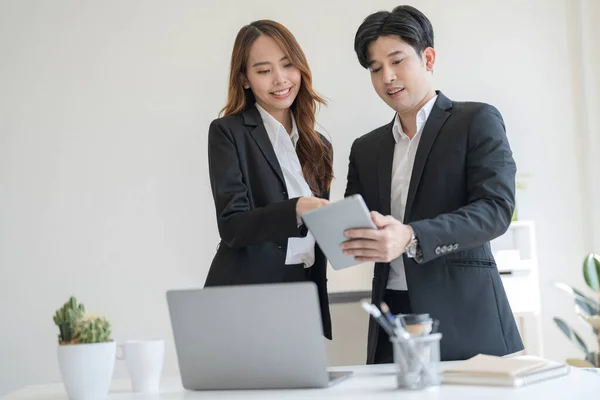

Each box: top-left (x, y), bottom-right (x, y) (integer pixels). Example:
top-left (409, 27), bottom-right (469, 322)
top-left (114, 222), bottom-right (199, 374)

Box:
top-left (301, 194), bottom-right (377, 270)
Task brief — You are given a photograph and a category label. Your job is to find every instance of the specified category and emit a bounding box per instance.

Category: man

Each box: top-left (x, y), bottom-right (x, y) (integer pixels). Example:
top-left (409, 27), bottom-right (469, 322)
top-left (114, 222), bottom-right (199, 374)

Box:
top-left (341, 5), bottom-right (524, 364)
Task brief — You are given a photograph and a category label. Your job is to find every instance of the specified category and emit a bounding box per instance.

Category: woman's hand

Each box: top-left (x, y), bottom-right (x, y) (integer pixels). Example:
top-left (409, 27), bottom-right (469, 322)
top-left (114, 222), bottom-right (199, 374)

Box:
top-left (296, 197), bottom-right (329, 218)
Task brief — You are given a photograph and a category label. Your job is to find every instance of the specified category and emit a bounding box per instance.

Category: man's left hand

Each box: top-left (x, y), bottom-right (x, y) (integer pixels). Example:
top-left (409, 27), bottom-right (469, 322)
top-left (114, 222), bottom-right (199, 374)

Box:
top-left (341, 211), bottom-right (413, 263)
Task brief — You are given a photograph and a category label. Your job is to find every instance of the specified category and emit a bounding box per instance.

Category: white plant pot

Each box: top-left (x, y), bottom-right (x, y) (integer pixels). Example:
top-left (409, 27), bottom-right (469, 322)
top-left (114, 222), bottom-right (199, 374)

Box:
top-left (57, 341), bottom-right (116, 400)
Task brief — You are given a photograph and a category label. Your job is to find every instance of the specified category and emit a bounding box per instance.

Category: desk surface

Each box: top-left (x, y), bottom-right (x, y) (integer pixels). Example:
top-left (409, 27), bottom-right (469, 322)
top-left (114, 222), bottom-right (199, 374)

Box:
top-left (3, 363), bottom-right (599, 399)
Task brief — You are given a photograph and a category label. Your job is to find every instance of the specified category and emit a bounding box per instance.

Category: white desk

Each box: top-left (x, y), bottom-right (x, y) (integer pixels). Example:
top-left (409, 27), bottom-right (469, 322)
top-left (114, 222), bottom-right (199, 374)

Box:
top-left (3, 364), bottom-right (599, 399)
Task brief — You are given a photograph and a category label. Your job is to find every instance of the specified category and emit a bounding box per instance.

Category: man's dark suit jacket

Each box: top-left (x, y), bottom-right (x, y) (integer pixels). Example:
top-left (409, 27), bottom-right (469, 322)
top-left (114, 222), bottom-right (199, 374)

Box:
top-left (203, 105), bottom-right (332, 340)
top-left (345, 91), bottom-right (524, 362)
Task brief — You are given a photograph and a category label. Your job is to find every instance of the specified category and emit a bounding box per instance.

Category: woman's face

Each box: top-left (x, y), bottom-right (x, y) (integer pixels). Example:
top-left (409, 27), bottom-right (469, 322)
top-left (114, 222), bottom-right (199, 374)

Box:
top-left (243, 35), bottom-right (302, 115)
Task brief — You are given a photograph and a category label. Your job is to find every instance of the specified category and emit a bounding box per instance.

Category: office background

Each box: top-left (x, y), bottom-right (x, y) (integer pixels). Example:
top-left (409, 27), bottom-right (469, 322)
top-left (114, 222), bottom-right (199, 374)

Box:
top-left (1, 0), bottom-right (599, 396)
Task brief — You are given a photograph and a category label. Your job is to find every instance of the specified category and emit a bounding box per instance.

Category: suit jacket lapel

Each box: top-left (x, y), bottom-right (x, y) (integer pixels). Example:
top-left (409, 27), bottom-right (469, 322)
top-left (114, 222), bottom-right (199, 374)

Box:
top-left (404, 92), bottom-right (452, 220)
top-left (377, 118), bottom-right (396, 216)
top-left (243, 107), bottom-right (286, 187)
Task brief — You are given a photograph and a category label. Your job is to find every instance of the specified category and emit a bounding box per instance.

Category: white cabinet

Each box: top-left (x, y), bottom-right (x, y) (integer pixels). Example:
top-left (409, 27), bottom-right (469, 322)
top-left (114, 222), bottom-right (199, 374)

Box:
top-left (491, 220), bottom-right (544, 356)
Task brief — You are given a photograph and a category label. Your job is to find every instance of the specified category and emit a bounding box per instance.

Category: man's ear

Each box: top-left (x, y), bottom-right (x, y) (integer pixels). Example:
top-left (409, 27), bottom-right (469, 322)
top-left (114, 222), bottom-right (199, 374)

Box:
top-left (422, 47), bottom-right (436, 72)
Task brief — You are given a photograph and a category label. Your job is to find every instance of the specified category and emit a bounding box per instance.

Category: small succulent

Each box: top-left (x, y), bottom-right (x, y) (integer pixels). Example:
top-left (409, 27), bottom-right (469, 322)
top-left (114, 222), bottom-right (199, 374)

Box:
top-left (73, 315), bottom-right (112, 344)
top-left (53, 296), bottom-right (85, 344)
top-left (53, 296), bottom-right (112, 344)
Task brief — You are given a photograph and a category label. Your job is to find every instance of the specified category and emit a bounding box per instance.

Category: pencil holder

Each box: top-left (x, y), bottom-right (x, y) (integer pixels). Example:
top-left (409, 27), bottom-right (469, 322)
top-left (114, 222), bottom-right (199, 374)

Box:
top-left (390, 332), bottom-right (442, 390)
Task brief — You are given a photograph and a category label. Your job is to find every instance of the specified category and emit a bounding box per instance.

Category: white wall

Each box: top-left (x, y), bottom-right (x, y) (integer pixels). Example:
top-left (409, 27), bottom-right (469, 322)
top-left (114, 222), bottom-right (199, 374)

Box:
top-left (580, 0), bottom-right (600, 248)
top-left (0, 0), bottom-right (595, 395)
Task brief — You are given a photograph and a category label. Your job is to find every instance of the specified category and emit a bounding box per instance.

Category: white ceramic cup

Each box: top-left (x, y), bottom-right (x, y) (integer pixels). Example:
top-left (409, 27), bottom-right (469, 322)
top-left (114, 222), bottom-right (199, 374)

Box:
top-left (117, 339), bottom-right (165, 393)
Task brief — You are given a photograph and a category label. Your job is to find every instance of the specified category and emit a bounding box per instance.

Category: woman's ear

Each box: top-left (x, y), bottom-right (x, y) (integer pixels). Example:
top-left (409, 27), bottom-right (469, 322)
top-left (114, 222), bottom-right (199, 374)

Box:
top-left (242, 74), bottom-right (250, 89)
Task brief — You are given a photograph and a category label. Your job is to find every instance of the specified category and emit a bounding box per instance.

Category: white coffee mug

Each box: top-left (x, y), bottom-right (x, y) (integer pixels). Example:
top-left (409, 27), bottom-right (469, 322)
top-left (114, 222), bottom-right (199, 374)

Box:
top-left (117, 339), bottom-right (165, 393)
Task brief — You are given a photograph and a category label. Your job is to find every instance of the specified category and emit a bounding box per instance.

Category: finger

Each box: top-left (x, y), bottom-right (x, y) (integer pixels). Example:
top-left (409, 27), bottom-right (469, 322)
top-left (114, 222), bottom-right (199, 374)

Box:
top-left (344, 228), bottom-right (381, 241)
top-left (371, 212), bottom-right (397, 228)
top-left (340, 239), bottom-right (380, 251)
top-left (354, 256), bottom-right (390, 263)
top-left (370, 211), bottom-right (383, 218)
top-left (343, 249), bottom-right (381, 258)
top-left (371, 211), bottom-right (397, 226)
top-left (370, 211), bottom-right (385, 228)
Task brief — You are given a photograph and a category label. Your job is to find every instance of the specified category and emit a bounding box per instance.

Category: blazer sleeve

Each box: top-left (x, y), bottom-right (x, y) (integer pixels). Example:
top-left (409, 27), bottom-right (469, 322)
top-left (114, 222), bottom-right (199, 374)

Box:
top-left (208, 119), bottom-right (306, 249)
top-left (344, 139), bottom-right (364, 197)
top-left (409, 104), bottom-right (517, 263)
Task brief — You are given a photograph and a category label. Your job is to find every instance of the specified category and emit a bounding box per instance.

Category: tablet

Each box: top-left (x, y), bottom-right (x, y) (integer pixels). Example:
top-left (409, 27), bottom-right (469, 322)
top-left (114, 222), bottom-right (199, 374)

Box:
top-left (301, 194), bottom-right (378, 270)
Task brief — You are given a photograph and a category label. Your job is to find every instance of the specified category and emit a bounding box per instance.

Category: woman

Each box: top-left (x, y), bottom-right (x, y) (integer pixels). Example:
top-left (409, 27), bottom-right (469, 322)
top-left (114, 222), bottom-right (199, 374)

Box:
top-left (204, 20), bottom-right (334, 339)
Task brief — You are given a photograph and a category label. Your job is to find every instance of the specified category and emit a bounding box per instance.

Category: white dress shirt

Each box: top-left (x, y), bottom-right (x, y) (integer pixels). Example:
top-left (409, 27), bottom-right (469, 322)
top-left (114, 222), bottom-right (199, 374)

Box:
top-left (255, 103), bottom-right (315, 268)
top-left (388, 95), bottom-right (438, 290)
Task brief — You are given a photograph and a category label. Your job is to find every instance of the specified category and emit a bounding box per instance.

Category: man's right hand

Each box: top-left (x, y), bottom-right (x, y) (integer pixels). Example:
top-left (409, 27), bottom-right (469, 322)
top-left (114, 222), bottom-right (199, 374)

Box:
top-left (296, 197), bottom-right (329, 218)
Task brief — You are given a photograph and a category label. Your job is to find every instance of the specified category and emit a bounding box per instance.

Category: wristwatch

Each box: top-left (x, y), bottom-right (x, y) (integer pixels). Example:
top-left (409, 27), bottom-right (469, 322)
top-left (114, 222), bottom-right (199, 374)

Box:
top-left (405, 227), bottom-right (423, 262)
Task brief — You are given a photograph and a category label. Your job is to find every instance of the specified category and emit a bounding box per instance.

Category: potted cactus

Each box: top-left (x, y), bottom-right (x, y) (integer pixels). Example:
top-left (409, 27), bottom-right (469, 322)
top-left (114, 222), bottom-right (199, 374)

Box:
top-left (554, 253), bottom-right (600, 367)
top-left (53, 297), bottom-right (116, 400)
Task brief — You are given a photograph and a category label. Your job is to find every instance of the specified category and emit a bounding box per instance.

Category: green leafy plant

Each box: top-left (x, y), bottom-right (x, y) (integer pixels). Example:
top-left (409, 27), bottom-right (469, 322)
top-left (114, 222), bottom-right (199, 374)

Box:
top-left (512, 172), bottom-right (529, 221)
top-left (554, 253), bottom-right (600, 367)
top-left (53, 296), bottom-right (112, 344)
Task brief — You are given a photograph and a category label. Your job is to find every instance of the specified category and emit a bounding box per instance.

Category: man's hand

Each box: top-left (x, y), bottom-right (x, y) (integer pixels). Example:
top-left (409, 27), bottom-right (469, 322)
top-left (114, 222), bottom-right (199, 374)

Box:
top-left (341, 211), bottom-right (413, 263)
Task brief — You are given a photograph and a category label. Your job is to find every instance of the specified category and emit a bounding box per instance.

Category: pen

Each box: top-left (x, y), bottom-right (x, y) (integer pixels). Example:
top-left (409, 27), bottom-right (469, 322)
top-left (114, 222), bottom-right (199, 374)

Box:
top-left (361, 301), bottom-right (396, 337)
top-left (431, 319), bottom-right (440, 334)
top-left (379, 302), bottom-right (395, 324)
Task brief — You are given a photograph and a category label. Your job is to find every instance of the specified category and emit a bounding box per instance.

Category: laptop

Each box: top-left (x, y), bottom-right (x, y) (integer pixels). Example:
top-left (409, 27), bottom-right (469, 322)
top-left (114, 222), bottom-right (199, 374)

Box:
top-left (166, 282), bottom-right (353, 390)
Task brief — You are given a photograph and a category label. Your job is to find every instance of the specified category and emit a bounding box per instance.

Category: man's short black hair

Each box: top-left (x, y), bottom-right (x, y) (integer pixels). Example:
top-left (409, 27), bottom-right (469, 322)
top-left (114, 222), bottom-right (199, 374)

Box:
top-left (354, 5), bottom-right (434, 69)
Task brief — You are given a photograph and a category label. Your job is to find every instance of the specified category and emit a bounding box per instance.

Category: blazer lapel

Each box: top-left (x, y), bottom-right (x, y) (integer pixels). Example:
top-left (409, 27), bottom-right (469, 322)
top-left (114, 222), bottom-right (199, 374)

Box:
top-left (377, 118), bottom-right (396, 216)
top-left (243, 107), bottom-right (286, 187)
top-left (404, 92), bottom-right (452, 220)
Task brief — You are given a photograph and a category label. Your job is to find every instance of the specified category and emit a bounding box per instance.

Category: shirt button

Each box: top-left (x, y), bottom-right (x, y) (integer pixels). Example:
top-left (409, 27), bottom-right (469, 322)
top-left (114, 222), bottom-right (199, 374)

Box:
top-left (282, 191), bottom-right (287, 195)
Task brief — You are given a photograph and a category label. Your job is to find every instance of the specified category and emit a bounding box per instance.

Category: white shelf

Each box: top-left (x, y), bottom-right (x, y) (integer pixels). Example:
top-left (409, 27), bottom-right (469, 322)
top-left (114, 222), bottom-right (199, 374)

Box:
top-left (491, 220), bottom-right (536, 262)
top-left (506, 220), bottom-right (535, 228)
top-left (497, 259), bottom-right (535, 274)
top-left (492, 220), bottom-right (543, 356)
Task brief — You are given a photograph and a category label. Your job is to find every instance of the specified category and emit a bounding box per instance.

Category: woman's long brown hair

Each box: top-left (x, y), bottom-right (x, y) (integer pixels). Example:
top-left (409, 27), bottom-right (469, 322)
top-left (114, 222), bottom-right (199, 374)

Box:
top-left (220, 20), bottom-right (333, 195)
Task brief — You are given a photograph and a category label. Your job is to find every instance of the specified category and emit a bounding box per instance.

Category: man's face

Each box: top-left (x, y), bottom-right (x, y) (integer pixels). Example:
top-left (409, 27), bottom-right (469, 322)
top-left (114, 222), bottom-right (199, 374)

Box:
top-left (366, 35), bottom-right (435, 115)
